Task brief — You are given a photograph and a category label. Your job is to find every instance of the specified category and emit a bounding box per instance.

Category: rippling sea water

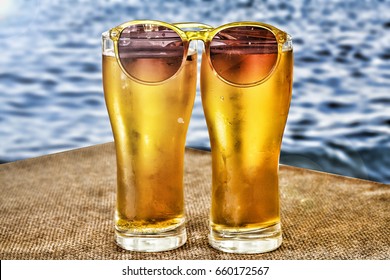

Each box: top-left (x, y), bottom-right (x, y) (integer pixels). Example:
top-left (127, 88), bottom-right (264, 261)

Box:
top-left (0, 0), bottom-right (389, 183)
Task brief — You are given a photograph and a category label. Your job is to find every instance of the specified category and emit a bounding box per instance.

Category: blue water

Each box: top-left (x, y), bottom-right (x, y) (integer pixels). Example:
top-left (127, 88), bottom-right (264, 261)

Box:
top-left (0, 0), bottom-right (389, 183)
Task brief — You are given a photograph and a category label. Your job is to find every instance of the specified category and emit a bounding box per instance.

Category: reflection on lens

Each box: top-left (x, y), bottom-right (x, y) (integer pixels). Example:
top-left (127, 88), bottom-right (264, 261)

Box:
top-left (118, 24), bottom-right (184, 83)
top-left (210, 26), bottom-right (278, 85)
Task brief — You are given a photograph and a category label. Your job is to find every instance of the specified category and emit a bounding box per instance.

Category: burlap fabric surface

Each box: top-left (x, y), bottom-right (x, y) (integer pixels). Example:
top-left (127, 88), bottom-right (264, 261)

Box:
top-left (0, 143), bottom-right (389, 260)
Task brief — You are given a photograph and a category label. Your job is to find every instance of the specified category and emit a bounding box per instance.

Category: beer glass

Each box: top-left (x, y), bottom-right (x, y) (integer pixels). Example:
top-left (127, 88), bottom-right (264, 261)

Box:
top-left (201, 26), bottom-right (293, 253)
top-left (102, 25), bottom-right (197, 252)
top-left (102, 20), bottom-right (292, 253)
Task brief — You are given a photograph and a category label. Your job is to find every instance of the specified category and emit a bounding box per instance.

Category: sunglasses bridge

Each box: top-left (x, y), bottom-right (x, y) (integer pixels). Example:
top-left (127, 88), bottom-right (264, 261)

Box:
top-left (183, 30), bottom-right (211, 42)
top-left (173, 22), bottom-right (214, 42)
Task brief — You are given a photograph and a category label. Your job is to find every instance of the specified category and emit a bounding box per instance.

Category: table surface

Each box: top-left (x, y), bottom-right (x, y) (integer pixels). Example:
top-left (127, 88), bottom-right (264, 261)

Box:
top-left (0, 142), bottom-right (389, 260)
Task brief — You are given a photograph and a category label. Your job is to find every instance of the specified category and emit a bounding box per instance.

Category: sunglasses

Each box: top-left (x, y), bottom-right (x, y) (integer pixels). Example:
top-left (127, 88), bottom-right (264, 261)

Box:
top-left (108, 20), bottom-right (292, 86)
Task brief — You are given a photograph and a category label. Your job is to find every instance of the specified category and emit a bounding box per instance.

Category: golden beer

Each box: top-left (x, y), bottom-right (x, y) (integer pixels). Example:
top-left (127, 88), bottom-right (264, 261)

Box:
top-left (102, 36), bottom-right (197, 251)
top-left (201, 49), bottom-right (293, 253)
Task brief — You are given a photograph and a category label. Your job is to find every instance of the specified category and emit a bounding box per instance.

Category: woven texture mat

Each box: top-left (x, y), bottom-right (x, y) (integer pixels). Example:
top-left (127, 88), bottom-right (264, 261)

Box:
top-left (0, 143), bottom-right (389, 260)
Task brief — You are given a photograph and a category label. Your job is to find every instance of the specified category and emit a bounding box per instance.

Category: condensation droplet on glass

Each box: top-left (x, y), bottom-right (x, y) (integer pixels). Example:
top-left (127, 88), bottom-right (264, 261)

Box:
top-left (220, 96), bottom-right (224, 101)
top-left (177, 117), bottom-right (184, 124)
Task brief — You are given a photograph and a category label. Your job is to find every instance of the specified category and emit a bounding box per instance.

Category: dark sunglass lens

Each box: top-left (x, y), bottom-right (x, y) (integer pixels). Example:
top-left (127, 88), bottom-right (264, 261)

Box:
top-left (210, 26), bottom-right (278, 85)
top-left (118, 24), bottom-right (184, 83)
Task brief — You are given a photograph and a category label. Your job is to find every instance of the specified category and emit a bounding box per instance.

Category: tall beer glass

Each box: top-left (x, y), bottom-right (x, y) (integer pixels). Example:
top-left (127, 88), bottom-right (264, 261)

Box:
top-left (201, 36), bottom-right (293, 253)
top-left (102, 31), bottom-right (197, 252)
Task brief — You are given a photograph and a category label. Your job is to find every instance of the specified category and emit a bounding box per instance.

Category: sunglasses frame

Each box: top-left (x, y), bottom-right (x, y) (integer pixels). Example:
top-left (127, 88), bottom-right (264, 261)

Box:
top-left (109, 20), bottom-right (292, 86)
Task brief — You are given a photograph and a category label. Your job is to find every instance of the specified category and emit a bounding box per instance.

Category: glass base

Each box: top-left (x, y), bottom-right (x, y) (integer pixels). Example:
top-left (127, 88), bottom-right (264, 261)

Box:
top-left (115, 224), bottom-right (187, 252)
top-left (209, 223), bottom-right (282, 254)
